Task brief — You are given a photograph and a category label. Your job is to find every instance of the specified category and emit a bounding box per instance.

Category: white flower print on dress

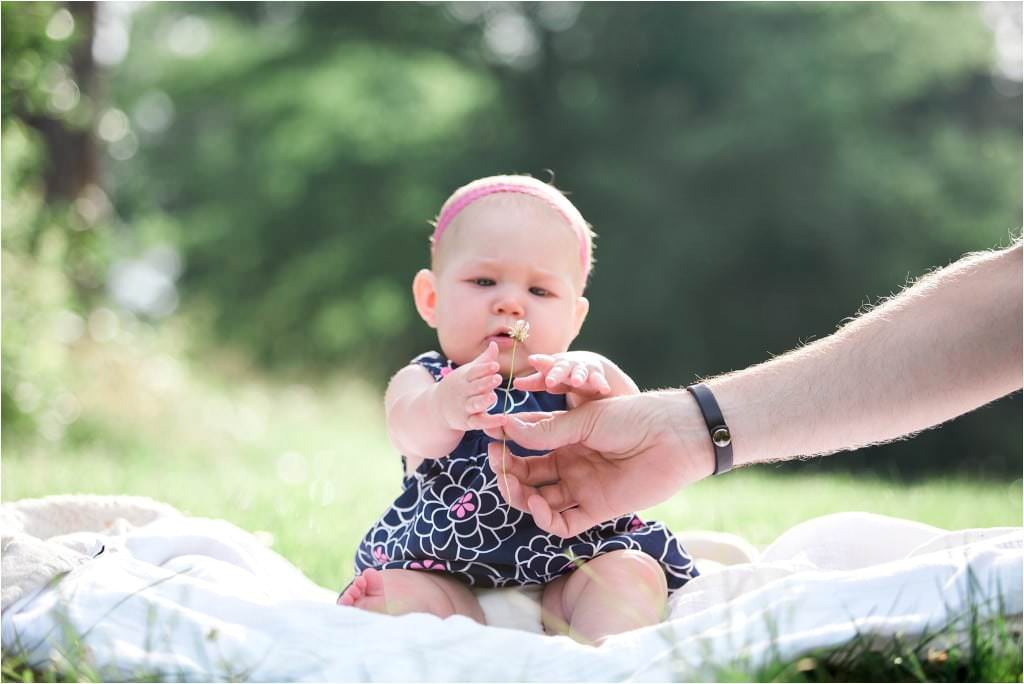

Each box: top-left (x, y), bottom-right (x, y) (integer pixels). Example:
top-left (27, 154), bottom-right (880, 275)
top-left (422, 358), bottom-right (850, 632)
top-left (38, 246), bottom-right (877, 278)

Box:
top-left (410, 457), bottom-right (524, 561)
top-left (514, 528), bottom-right (637, 585)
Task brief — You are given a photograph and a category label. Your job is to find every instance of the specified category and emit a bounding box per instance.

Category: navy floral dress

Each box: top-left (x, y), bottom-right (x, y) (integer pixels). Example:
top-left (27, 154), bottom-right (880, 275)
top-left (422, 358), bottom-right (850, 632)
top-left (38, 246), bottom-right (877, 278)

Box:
top-left (353, 352), bottom-right (698, 592)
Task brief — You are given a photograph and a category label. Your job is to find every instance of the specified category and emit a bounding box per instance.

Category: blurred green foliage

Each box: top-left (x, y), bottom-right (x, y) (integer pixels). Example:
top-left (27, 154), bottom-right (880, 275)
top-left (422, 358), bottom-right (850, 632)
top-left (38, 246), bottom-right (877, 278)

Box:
top-left (3, 2), bottom-right (1021, 476)
top-left (2, 2), bottom-right (116, 443)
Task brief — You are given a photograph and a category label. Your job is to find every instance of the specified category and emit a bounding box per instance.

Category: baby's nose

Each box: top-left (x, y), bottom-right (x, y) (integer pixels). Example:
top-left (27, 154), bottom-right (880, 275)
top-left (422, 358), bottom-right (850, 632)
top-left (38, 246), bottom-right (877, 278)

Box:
top-left (493, 296), bottom-right (525, 318)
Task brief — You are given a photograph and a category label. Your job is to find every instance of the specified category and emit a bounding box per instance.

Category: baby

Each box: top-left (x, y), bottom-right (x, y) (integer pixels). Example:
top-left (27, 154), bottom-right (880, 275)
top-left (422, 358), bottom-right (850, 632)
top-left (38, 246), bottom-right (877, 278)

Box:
top-left (338, 175), bottom-right (697, 644)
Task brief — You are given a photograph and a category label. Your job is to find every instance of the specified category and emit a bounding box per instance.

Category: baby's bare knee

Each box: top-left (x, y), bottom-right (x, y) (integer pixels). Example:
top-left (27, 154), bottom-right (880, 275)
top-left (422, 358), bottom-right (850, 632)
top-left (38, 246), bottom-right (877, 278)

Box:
top-left (593, 550), bottom-right (667, 598)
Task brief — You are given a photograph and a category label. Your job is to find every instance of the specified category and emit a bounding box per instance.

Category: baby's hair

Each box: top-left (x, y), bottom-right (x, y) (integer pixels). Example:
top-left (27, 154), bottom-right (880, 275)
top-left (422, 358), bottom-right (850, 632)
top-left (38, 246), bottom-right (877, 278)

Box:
top-left (429, 174), bottom-right (597, 284)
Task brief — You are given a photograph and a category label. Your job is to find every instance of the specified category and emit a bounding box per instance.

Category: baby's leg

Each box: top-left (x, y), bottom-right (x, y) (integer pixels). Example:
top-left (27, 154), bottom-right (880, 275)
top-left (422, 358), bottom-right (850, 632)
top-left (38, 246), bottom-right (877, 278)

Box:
top-left (541, 550), bottom-right (667, 645)
top-left (338, 568), bottom-right (485, 624)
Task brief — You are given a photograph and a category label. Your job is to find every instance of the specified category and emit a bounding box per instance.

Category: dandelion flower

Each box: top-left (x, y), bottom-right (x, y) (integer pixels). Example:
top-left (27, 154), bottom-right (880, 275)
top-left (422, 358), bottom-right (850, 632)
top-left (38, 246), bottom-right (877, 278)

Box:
top-left (508, 320), bottom-right (530, 344)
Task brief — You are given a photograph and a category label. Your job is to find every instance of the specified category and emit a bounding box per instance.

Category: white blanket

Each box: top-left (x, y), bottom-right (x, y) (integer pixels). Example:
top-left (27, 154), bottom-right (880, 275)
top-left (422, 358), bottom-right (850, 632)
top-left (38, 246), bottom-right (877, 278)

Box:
top-left (1, 496), bottom-right (1020, 681)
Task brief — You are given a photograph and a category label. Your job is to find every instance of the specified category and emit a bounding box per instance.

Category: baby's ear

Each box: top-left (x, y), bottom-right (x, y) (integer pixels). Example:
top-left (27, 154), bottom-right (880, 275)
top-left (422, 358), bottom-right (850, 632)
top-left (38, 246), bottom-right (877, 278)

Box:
top-left (571, 295), bottom-right (590, 338)
top-left (412, 269), bottom-right (438, 328)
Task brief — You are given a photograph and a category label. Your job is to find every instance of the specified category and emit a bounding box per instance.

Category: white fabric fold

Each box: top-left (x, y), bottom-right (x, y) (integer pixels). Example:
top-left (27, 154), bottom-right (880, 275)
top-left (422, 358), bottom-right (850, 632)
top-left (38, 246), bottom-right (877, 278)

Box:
top-left (2, 499), bottom-right (1020, 681)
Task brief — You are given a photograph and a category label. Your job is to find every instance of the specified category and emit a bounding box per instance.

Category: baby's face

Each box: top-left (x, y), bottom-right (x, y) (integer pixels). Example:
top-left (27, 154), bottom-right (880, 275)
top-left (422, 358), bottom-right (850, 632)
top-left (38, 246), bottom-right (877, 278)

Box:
top-left (426, 195), bottom-right (588, 376)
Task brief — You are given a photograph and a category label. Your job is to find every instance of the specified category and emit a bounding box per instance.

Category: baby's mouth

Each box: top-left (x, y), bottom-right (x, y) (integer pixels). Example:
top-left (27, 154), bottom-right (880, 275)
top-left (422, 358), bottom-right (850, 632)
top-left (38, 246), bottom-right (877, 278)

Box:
top-left (486, 331), bottom-right (517, 349)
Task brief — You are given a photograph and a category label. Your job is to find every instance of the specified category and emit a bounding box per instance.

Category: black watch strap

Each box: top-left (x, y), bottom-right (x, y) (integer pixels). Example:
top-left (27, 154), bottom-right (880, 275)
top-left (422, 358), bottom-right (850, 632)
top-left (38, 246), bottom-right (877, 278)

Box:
top-left (686, 383), bottom-right (733, 475)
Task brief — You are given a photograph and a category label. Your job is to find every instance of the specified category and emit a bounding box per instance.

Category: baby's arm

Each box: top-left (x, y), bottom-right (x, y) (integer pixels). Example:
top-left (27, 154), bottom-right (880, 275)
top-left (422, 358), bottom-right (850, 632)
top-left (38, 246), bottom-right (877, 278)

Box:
top-left (386, 343), bottom-right (507, 467)
top-left (513, 351), bottom-right (640, 408)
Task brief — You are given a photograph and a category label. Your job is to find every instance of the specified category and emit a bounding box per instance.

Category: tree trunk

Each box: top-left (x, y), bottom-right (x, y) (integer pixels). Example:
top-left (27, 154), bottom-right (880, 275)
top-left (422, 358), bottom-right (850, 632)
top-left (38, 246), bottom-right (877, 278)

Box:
top-left (28, 1), bottom-right (99, 203)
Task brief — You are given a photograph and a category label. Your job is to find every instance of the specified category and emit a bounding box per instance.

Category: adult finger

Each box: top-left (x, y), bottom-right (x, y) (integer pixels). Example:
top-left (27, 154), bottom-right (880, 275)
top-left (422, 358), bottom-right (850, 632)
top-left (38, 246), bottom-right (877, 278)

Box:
top-left (501, 405), bottom-right (596, 452)
top-left (481, 424), bottom-right (507, 440)
top-left (487, 440), bottom-right (527, 481)
top-left (486, 442), bottom-right (560, 487)
top-left (503, 410), bottom-right (561, 424)
top-left (556, 507), bottom-right (598, 538)
top-left (489, 444), bottom-right (532, 511)
top-left (526, 498), bottom-right (593, 538)
top-left (526, 494), bottom-right (556, 534)
top-left (534, 481), bottom-right (576, 513)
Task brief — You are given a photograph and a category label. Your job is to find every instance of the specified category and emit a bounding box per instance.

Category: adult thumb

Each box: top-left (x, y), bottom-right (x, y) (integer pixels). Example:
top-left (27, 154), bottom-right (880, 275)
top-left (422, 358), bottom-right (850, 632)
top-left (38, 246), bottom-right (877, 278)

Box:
top-left (503, 405), bottom-right (595, 452)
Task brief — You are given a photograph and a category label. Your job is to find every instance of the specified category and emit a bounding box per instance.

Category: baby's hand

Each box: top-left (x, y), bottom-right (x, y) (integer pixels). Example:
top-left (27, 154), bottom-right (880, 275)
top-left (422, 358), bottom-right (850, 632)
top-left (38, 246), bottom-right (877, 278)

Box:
top-left (437, 342), bottom-right (507, 433)
top-left (513, 352), bottom-right (613, 400)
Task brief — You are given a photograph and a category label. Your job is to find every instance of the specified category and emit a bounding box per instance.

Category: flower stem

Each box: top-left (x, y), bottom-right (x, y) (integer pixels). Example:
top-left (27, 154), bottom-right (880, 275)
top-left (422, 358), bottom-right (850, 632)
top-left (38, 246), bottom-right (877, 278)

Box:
top-left (501, 339), bottom-right (518, 501)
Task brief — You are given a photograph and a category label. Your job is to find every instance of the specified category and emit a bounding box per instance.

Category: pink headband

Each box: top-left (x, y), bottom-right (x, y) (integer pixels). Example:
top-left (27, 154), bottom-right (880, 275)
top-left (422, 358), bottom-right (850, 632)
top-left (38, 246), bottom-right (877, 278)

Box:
top-left (432, 181), bottom-right (592, 278)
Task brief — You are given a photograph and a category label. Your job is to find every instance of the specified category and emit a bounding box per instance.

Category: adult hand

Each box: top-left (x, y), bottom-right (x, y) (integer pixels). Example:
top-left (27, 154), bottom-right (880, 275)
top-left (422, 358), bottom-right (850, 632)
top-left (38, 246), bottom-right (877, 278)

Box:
top-left (486, 392), bottom-right (715, 537)
top-left (490, 243), bottom-right (1023, 538)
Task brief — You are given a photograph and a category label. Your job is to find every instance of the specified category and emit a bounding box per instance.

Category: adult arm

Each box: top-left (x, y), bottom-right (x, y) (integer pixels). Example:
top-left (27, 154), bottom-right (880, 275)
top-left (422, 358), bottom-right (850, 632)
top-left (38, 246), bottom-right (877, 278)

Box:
top-left (489, 243), bottom-right (1023, 536)
top-left (715, 241), bottom-right (1022, 465)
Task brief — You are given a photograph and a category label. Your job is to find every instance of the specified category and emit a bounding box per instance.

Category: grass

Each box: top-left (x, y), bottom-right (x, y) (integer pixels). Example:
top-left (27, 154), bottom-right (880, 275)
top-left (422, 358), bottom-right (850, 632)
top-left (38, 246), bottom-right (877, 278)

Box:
top-left (717, 613), bottom-right (1023, 682)
top-left (2, 331), bottom-right (1021, 681)
top-left (7, 443), bottom-right (1022, 592)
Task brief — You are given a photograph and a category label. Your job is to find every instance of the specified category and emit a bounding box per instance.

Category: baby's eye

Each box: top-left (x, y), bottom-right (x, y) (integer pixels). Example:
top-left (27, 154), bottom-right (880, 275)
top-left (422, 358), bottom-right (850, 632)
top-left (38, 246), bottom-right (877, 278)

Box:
top-left (529, 287), bottom-right (552, 297)
top-left (472, 278), bottom-right (496, 287)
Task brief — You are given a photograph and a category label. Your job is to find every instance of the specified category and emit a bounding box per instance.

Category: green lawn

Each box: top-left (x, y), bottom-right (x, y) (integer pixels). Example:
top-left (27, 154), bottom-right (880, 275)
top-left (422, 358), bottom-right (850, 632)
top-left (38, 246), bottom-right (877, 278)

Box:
top-left (3, 346), bottom-right (1020, 591)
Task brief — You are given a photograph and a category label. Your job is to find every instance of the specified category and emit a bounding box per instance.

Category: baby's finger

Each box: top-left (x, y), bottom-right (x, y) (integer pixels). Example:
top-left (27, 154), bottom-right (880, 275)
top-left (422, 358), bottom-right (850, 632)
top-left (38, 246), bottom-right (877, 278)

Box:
top-left (526, 354), bottom-right (557, 373)
top-left (467, 412), bottom-right (507, 433)
top-left (460, 342), bottom-right (499, 378)
top-left (568, 363), bottom-right (589, 388)
top-left (545, 360), bottom-right (573, 388)
top-left (478, 340), bottom-right (500, 362)
top-left (512, 372), bottom-right (547, 392)
top-left (464, 360), bottom-right (501, 381)
top-left (537, 381), bottom-right (570, 396)
top-left (469, 373), bottom-right (503, 394)
top-left (466, 392), bottom-right (497, 414)
top-left (588, 369), bottom-right (612, 395)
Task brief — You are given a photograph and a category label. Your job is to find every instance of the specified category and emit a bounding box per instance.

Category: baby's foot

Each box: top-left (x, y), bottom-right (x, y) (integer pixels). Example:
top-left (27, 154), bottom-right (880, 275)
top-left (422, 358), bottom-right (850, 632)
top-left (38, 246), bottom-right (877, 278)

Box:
top-left (337, 568), bottom-right (389, 613)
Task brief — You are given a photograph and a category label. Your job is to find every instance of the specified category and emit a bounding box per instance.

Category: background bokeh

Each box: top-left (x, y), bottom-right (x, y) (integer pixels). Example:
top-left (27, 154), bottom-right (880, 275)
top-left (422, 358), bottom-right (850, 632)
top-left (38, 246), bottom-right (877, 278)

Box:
top-left (3, 2), bottom-right (1021, 486)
